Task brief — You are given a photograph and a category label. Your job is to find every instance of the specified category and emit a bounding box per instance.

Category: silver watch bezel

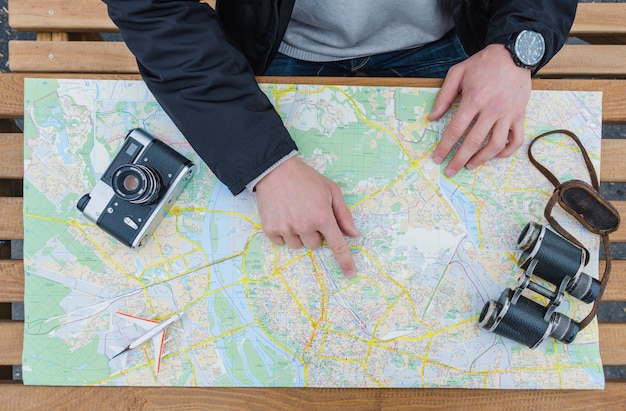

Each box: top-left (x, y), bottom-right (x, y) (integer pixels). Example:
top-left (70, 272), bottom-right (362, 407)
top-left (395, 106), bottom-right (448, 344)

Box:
top-left (513, 30), bottom-right (545, 68)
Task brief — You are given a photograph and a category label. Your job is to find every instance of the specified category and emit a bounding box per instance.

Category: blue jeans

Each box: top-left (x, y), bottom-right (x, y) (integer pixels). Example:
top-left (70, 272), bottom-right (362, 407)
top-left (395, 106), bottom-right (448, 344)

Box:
top-left (263, 29), bottom-right (468, 78)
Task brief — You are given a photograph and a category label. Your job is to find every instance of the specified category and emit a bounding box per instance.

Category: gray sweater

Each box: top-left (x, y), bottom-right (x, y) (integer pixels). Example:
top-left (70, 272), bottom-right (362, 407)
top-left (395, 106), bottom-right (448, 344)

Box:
top-left (278, 0), bottom-right (454, 62)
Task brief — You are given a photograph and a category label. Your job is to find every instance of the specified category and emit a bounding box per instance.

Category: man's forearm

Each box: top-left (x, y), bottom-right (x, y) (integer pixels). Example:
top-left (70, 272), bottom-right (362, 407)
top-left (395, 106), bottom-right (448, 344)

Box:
top-left (103, 0), bottom-right (297, 194)
top-left (484, 0), bottom-right (578, 70)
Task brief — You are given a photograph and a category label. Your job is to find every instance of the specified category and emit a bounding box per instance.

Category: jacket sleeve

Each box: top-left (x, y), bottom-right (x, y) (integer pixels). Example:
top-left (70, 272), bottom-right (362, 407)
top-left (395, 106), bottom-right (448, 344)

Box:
top-left (485, 0), bottom-right (578, 71)
top-left (103, 0), bottom-right (297, 195)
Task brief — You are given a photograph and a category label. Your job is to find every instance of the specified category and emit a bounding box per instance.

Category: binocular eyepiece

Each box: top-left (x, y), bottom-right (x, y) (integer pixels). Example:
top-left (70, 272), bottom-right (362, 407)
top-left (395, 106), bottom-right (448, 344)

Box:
top-left (478, 222), bottom-right (599, 348)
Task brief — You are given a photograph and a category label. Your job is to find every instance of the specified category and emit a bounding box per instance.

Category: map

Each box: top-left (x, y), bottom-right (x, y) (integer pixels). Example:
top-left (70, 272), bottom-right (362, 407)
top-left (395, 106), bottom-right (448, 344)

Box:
top-left (22, 79), bottom-right (604, 388)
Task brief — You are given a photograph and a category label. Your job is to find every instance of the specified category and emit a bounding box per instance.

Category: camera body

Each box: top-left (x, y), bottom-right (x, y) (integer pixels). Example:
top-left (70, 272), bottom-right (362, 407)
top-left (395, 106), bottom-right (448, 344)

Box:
top-left (77, 128), bottom-right (195, 248)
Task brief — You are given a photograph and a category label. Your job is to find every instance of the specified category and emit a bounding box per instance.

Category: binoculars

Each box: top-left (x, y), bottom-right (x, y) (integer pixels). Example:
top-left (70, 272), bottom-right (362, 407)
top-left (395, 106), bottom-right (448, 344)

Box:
top-left (478, 222), bottom-right (599, 348)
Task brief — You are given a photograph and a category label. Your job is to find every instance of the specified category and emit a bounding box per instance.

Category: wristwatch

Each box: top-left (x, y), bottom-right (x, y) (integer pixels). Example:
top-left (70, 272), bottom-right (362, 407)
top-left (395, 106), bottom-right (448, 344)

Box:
top-left (505, 30), bottom-right (545, 70)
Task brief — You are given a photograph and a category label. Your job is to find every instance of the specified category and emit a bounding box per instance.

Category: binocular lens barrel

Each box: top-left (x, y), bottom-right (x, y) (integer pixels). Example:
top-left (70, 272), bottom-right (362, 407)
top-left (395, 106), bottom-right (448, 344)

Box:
top-left (517, 222), bottom-right (601, 303)
top-left (567, 272), bottom-right (602, 304)
top-left (478, 289), bottom-right (580, 348)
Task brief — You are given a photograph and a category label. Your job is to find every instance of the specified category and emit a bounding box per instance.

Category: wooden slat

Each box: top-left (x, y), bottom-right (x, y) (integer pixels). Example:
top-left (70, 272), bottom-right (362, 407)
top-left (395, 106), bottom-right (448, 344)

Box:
top-left (0, 261), bottom-right (23, 303)
top-left (601, 260), bottom-right (626, 302)
top-left (600, 323), bottom-right (626, 366)
top-left (0, 197), bottom-right (23, 240)
top-left (8, 41), bottom-right (138, 73)
top-left (0, 134), bottom-right (23, 179)
top-left (8, 0), bottom-right (217, 32)
top-left (7, 383), bottom-right (626, 410)
top-left (611, 202), bottom-right (626, 243)
top-left (9, 41), bottom-right (626, 79)
top-left (9, 0), bottom-right (116, 32)
top-left (9, 1), bottom-right (626, 37)
top-left (540, 45), bottom-right (626, 78)
top-left (0, 321), bottom-right (22, 365)
top-left (1, 74), bottom-right (626, 123)
top-left (0, 376), bottom-right (625, 409)
top-left (571, 3), bottom-right (626, 43)
top-left (601, 140), bottom-right (626, 183)
top-left (36, 33), bottom-right (68, 42)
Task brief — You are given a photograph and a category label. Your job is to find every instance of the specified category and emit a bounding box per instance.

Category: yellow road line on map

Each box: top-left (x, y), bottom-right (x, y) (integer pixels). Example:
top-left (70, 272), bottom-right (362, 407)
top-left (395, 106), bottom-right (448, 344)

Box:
top-left (24, 213), bottom-right (135, 276)
top-left (170, 206), bottom-right (259, 228)
top-left (351, 247), bottom-right (403, 295)
top-left (504, 251), bottom-right (518, 265)
top-left (356, 246), bottom-right (420, 323)
top-left (318, 325), bottom-right (445, 388)
top-left (90, 342), bottom-right (160, 385)
top-left (315, 325), bottom-right (332, 356)
top-left (349, 166), bottom-right (412, 210)
top-left (441, 171), bottom-right (485, 249)
top-left (311, 255), bottom-right (330, 322)
top-left (182, 322), bottom-right (254, 353)
top-left (370, 292), bottom-right (414, 341)
top-left (138, 248), bottom-right (200, 280)
top-left (411, 163), bottom-right (460, 223)
top-left (331, 86), bottom-right (413, 160)
top-left (242, 263), bottom-right (307, 361)
top-left (316, 351), bottom-right (385, 387)
top-left (271, 84), bottom-right (414, 161)
top-left (184, 351), bottom-right (198, 386)
top-left (552, 338), bottom-right (564, 388)
top-left (276, 258), bottom-right (317, 327)
top-left (268, 84), bottom-right (463, 233)
top-left (359, 321), bottom-right (595, 388)
top-left (152, 235), bottom-right (170, 275)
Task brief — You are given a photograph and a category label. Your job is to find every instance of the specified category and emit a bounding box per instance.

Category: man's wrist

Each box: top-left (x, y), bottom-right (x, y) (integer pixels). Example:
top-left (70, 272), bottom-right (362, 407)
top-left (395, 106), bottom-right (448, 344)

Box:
top-left (246, 150), bottom-right (298, 192)
top-left (484, 44), bottom-right (533, 74)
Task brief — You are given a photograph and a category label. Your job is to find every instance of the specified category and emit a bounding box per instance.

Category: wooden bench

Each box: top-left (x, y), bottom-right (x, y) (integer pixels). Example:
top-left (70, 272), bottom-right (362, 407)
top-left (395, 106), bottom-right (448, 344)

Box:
top-left (1, 1), bottom-right (626, 408)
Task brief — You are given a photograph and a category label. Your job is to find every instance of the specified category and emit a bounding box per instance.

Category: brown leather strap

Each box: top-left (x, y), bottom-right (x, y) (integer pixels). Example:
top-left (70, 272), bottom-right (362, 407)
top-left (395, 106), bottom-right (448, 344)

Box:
top-left (529, 129), bottom-right (594, 264)
top-left (528, 129), bottom-right (600, 190)
top-left (528, 129), bottom-right (613, 331)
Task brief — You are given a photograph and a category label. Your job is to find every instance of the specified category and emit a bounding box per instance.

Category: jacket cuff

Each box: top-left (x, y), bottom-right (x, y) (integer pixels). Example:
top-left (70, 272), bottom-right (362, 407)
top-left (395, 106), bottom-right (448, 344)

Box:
top-left (245, 150), bottom-right (299, 193)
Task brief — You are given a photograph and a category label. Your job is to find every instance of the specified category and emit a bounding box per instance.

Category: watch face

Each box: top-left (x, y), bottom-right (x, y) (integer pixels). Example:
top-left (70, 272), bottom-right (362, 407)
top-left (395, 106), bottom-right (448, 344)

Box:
top-left (514, 30), bottom-right (545, 67)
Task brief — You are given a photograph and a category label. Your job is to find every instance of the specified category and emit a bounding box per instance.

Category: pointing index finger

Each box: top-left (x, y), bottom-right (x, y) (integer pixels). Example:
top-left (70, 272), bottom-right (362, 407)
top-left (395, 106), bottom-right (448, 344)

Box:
top-left (322, 223), bottom-right (356, 279)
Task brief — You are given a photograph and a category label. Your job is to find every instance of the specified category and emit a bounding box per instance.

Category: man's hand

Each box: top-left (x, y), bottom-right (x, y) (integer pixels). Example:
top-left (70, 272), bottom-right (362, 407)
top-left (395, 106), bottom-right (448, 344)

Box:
top-left (428, 43), bottom-right (532, 176)
top-left (254, 156), bottom-right (361, 278)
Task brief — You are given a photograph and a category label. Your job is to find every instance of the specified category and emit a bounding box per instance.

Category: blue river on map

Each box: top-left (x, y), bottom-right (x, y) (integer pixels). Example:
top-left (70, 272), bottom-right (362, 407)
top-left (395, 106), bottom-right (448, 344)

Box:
top-left (196, 185), bottom-right (306, 386)
top-left (439, 177), bottom-right (480, 248)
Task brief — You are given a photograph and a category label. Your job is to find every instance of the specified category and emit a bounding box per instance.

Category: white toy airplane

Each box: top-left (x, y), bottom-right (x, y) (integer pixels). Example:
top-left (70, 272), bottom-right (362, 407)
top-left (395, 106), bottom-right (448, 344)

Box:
top-left (111, 311), bottom-right (183, 373)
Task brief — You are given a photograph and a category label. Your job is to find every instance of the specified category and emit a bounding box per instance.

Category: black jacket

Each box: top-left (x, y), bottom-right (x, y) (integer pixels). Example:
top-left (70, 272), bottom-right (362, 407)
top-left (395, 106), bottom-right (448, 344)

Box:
top-left (104, 0), bottom-right (578, 195)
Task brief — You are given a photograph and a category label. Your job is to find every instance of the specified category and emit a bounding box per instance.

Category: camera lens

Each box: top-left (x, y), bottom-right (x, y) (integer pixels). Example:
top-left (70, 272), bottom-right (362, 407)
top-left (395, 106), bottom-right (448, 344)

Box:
top-left (112, 164), bottom-right (161, 204)
top-left (123, 174), bottom-right (140, 191)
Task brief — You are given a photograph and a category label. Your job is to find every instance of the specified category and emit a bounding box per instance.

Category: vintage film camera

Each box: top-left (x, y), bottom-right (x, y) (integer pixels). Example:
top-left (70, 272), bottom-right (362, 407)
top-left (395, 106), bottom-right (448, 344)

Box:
top-left (77, 128), bottom-right (195, 247)
top-left (478, 222), bottom-right (599, 348)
